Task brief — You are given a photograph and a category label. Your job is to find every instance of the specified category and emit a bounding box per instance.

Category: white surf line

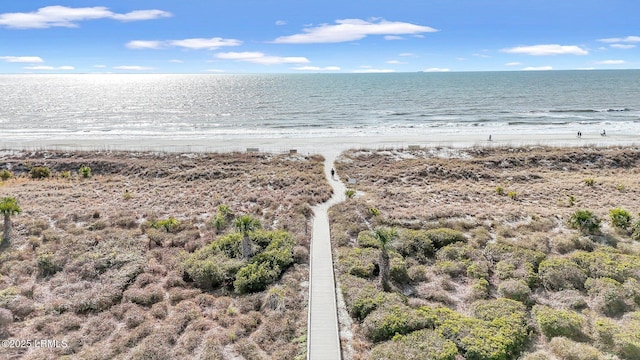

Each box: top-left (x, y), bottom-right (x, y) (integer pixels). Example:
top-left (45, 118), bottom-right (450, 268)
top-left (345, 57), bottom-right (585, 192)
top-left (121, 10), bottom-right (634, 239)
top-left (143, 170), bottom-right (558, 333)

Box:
top-left (307, 151), bottom-right (346, 360)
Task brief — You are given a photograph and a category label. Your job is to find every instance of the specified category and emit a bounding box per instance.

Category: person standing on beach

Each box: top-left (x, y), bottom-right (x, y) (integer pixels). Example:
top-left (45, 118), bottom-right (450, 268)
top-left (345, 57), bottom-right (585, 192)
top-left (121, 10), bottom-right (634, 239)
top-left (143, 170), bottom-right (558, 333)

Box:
top-left (331, 168), bottom-right (335, 179)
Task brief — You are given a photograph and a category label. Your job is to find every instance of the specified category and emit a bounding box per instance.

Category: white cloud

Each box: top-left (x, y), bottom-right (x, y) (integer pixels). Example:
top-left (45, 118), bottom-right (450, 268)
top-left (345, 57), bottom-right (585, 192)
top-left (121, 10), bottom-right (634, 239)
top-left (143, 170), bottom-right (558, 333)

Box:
top-left (169, 38), bottom-right (242, 50)
top-left (111, 10), bottom-right (172, 22)
top-left (0, 6), bottom-right (171, 29)
top-left (610, 44), bottom-right (636, 49)
top-left (293, 66), bottom-right (341, 71)
top-left (502, 44), bottom-right (588, 56)
top-left (215, 52), bottom-right (310, 65)
top-left (126, 40), bottom-right (164, 49)
top-left (169, 59), bottom-right (184, 63)
top-left (523, 66), bottom-right (553, 71)
top-left (386, 60), bottom-right (406, 64)
top-left (353, 68), bottom-right (396, 73)
top-left (113, 65), bottom-right (154, 71)
top-left (0, 56), bottom-right (44, 63)
top-left (398, 53), bottom-right (416, 57)
top-left (93, 64), bottom-right (106, 68)
top-left (273, 18), bottom-right (437, 44)
top-left (423, 68), bottom-right (450, 72)
top-left (206, 69), bottom-right (226, 73)
top-left (505, 62), bottom-right (522, 66)
top-left (275, 20), bottom-right (287, 26)
top-left (24, 65), bottom-right (74, 70)
top-left (596, 60), bottom-right (626, 65)
top-left (473, 53), bottom-right (490, 58)
top-left (598, 36), bottom-right (640, 43)
top-left (384, 35), bottom-right (404, 40)
top-left (127, 38), bottom-right (242, 50)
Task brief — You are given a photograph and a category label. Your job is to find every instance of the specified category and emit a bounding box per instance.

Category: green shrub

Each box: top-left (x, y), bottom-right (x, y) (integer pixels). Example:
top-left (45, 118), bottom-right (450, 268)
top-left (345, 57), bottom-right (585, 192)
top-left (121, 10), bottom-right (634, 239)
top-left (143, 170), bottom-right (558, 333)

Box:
top-left (633, 219), bottom-right (640, 241)
top-left (497, 279), bottom-right (531, 303)
top-left (584, 178), bottom-right (595, 186)
top-left (469, 278), bottom-right (490, 300)
top-left (0, 169), bottom-right (13, 181)
top-left (345, 189), bottom-right (356, 198)
top-left (395, 229), bottom-right (435, 263)
top-left (78, 165), bottom-right (92, 178)
top-left (340, 274), bottom-right (405, 321)
top-left (363, 304), bottom-right (435, 342)
top-left (612, 312), bottom-right (640, 359)
top-left (368, 207), bottom-right (381, 216)
top-left (36, 252), bottom-right (62, 276)
top-left (357, 230), bottom-right (380, 248)
top-left (532, 305), bottom-right (585, 341)
top-left (369, 329), bottom-right (458, 360)
top-left (610, 208), bottom-right (632, 231)
top-left (151, 217), bottom-right (181, 233)
top-left (181, 254), bottom-right (244, 290)
top-left (585, 277), bottom-right (627, 317)
top-left (234, 261), bottom-right (280, 293)
top-left (390, 254), bottom-right (409, 284)
top-left (470, 298), bottom-right (527, 323)
top-left (495, 186), bottom-right (505, 195)
top-left (29, 166), bottom-right (51, 179)
top-left (538, 257), bottom-right (587, 291)
top-left (466, 261), bottom-right (490, 280)
top-left (507, 191), bottom-right (517, 200)
top-left (568, 209), bottom-right (601, 234)
top-left (548, 337), bottom-right (604, 360)
top-left (437, 305), bottom-right (529, 360)
top-left (426, 228), bottom-right (466, 249)
top-left (570, 249), bottom-right (640, 283)
top-left (338, 247), bottom-right (377, 278)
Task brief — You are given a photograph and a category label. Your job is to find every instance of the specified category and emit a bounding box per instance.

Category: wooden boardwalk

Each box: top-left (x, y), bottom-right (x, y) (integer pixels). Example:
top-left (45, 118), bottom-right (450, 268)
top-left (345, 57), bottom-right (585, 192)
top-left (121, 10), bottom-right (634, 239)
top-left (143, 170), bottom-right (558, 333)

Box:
top-left (307, 153), bottom-right (346, 360)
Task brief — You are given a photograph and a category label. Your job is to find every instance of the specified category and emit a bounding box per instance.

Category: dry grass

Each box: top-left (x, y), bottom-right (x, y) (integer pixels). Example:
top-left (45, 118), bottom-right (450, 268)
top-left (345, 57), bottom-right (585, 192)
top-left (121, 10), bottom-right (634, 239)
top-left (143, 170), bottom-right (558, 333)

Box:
top-left (0, 150), bottom-right (330, 359)
top-left (331, 145), bottom-right (640, 359)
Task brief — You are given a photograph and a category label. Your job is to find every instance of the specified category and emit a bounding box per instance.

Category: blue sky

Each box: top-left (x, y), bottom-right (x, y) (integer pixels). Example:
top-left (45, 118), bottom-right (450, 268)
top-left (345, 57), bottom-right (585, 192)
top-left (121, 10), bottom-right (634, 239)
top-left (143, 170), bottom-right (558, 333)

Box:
top-left (1, 0), bottom-right (638, 73)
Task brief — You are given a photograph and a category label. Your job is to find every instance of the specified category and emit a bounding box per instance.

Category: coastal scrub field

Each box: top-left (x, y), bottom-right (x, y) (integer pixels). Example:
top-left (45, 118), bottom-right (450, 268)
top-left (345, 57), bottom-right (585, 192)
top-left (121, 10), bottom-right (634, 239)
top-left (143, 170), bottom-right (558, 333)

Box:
top-left (331, 146), bottom-right (640, 360)
top-left (0, 150), bottom-right (331, 359)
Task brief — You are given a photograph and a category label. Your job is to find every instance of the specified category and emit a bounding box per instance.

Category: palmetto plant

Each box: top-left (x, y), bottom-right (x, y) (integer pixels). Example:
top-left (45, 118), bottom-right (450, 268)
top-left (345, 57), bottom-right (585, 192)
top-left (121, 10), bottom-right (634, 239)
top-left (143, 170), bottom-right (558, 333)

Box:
top-left (234, 214), bottom-right (261, 258)
top-left (373, 226), bottom-right (398, 292)
top-left (0, 197), bottom-right (21, 244)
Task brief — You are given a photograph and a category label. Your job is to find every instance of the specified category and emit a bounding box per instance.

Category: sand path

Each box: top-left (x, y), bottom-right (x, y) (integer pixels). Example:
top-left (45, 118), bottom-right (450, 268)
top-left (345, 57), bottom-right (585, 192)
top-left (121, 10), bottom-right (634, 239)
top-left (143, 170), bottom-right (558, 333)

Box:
top-left (307, 151), bottom-right (346, 360)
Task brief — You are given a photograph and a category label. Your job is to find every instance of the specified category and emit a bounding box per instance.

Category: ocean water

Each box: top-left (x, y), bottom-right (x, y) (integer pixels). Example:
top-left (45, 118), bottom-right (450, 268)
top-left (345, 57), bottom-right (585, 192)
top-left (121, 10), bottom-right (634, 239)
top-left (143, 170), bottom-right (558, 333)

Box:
top-left (1, 70), bottom-right (639, 146)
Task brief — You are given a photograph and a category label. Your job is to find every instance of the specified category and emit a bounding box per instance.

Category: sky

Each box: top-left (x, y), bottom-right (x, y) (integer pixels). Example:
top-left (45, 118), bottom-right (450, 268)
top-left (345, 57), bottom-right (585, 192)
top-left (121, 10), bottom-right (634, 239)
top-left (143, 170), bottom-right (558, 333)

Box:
top-left (0, 0), bottom-right (639, 74)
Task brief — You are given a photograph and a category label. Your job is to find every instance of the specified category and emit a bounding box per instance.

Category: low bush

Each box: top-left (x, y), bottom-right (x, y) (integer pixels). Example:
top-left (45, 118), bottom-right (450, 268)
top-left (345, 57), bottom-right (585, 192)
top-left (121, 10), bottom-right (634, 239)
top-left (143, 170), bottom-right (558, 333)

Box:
top-left (532, 305), bottom-right (585, 341)
top-left (568, 209), bottom-right (601, 235)
top-left (390, 254), bottom-right (409, 285)
top-left (0, 169), bottom-right (13, 181)
top-left (234, 262), bottom-right (281, 293)
top-left (181, 253), bottom-right (244, 290)
top-left (369, 329), bottom-right (458, 360)
top-left (538, 257), bottom-right (587, 291)
top-left (151, 217), bottom-right (181, 233)
top-left (570, 249), bottom-right (640, 284)
top-left (36, 252), bottom-right (63, 276)
top-left (470, 298), bottom-right (527, 323)
top-left (363, 304), bottom-right (435, 342)
top-left (437, 304), bottom-right (529, 360)
top-left (585, 277), bottom-right (628, 317)
top-left (497, 279), bottom-right (531, 304)
top-left (337, 247), bottom-right (377, 278)
top-left (395, 229), bottom-right (435, 263)
top-left (610, 208), bottom-right (632, 232)
top-left (340, 274), bottom-right (405, 321)
top-left (426, 228), bottom-right (466, 249)
top-left (78, 165), bottom-right (92, 178)
top-left (548, 336), bottom-right (604, 360)
top-left (29, 166), bottom-right (51, 179)
top-left (357, 230), bottom-right (380, 248)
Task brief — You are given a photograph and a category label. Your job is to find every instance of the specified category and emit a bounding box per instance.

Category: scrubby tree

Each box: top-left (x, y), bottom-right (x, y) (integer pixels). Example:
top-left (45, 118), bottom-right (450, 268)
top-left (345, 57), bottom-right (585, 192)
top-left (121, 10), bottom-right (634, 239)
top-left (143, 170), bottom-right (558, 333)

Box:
top-left (568, 209), bottom-right (601, 235)
top-left (234, 214), bottom-right (261, 259)
top-left (0, 197), bottom-right (21, 244)
top-left (373, 226), bottom-right (398, 292)
top-left (609, 208), bottom-right (632, 232)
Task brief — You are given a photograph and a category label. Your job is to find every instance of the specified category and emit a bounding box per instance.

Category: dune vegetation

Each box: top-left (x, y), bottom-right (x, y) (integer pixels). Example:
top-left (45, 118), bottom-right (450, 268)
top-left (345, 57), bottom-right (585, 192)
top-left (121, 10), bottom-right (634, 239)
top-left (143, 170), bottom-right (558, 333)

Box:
top-left (331, 146), bottom-right (640, 360)
top-left (0, 150), bottom-right (331, 359)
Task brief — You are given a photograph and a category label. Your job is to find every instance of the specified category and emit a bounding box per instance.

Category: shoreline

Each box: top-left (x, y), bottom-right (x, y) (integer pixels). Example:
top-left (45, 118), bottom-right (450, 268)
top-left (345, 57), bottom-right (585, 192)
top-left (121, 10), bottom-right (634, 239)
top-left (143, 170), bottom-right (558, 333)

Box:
top-left (1, 132), bottom-right (638, 155)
